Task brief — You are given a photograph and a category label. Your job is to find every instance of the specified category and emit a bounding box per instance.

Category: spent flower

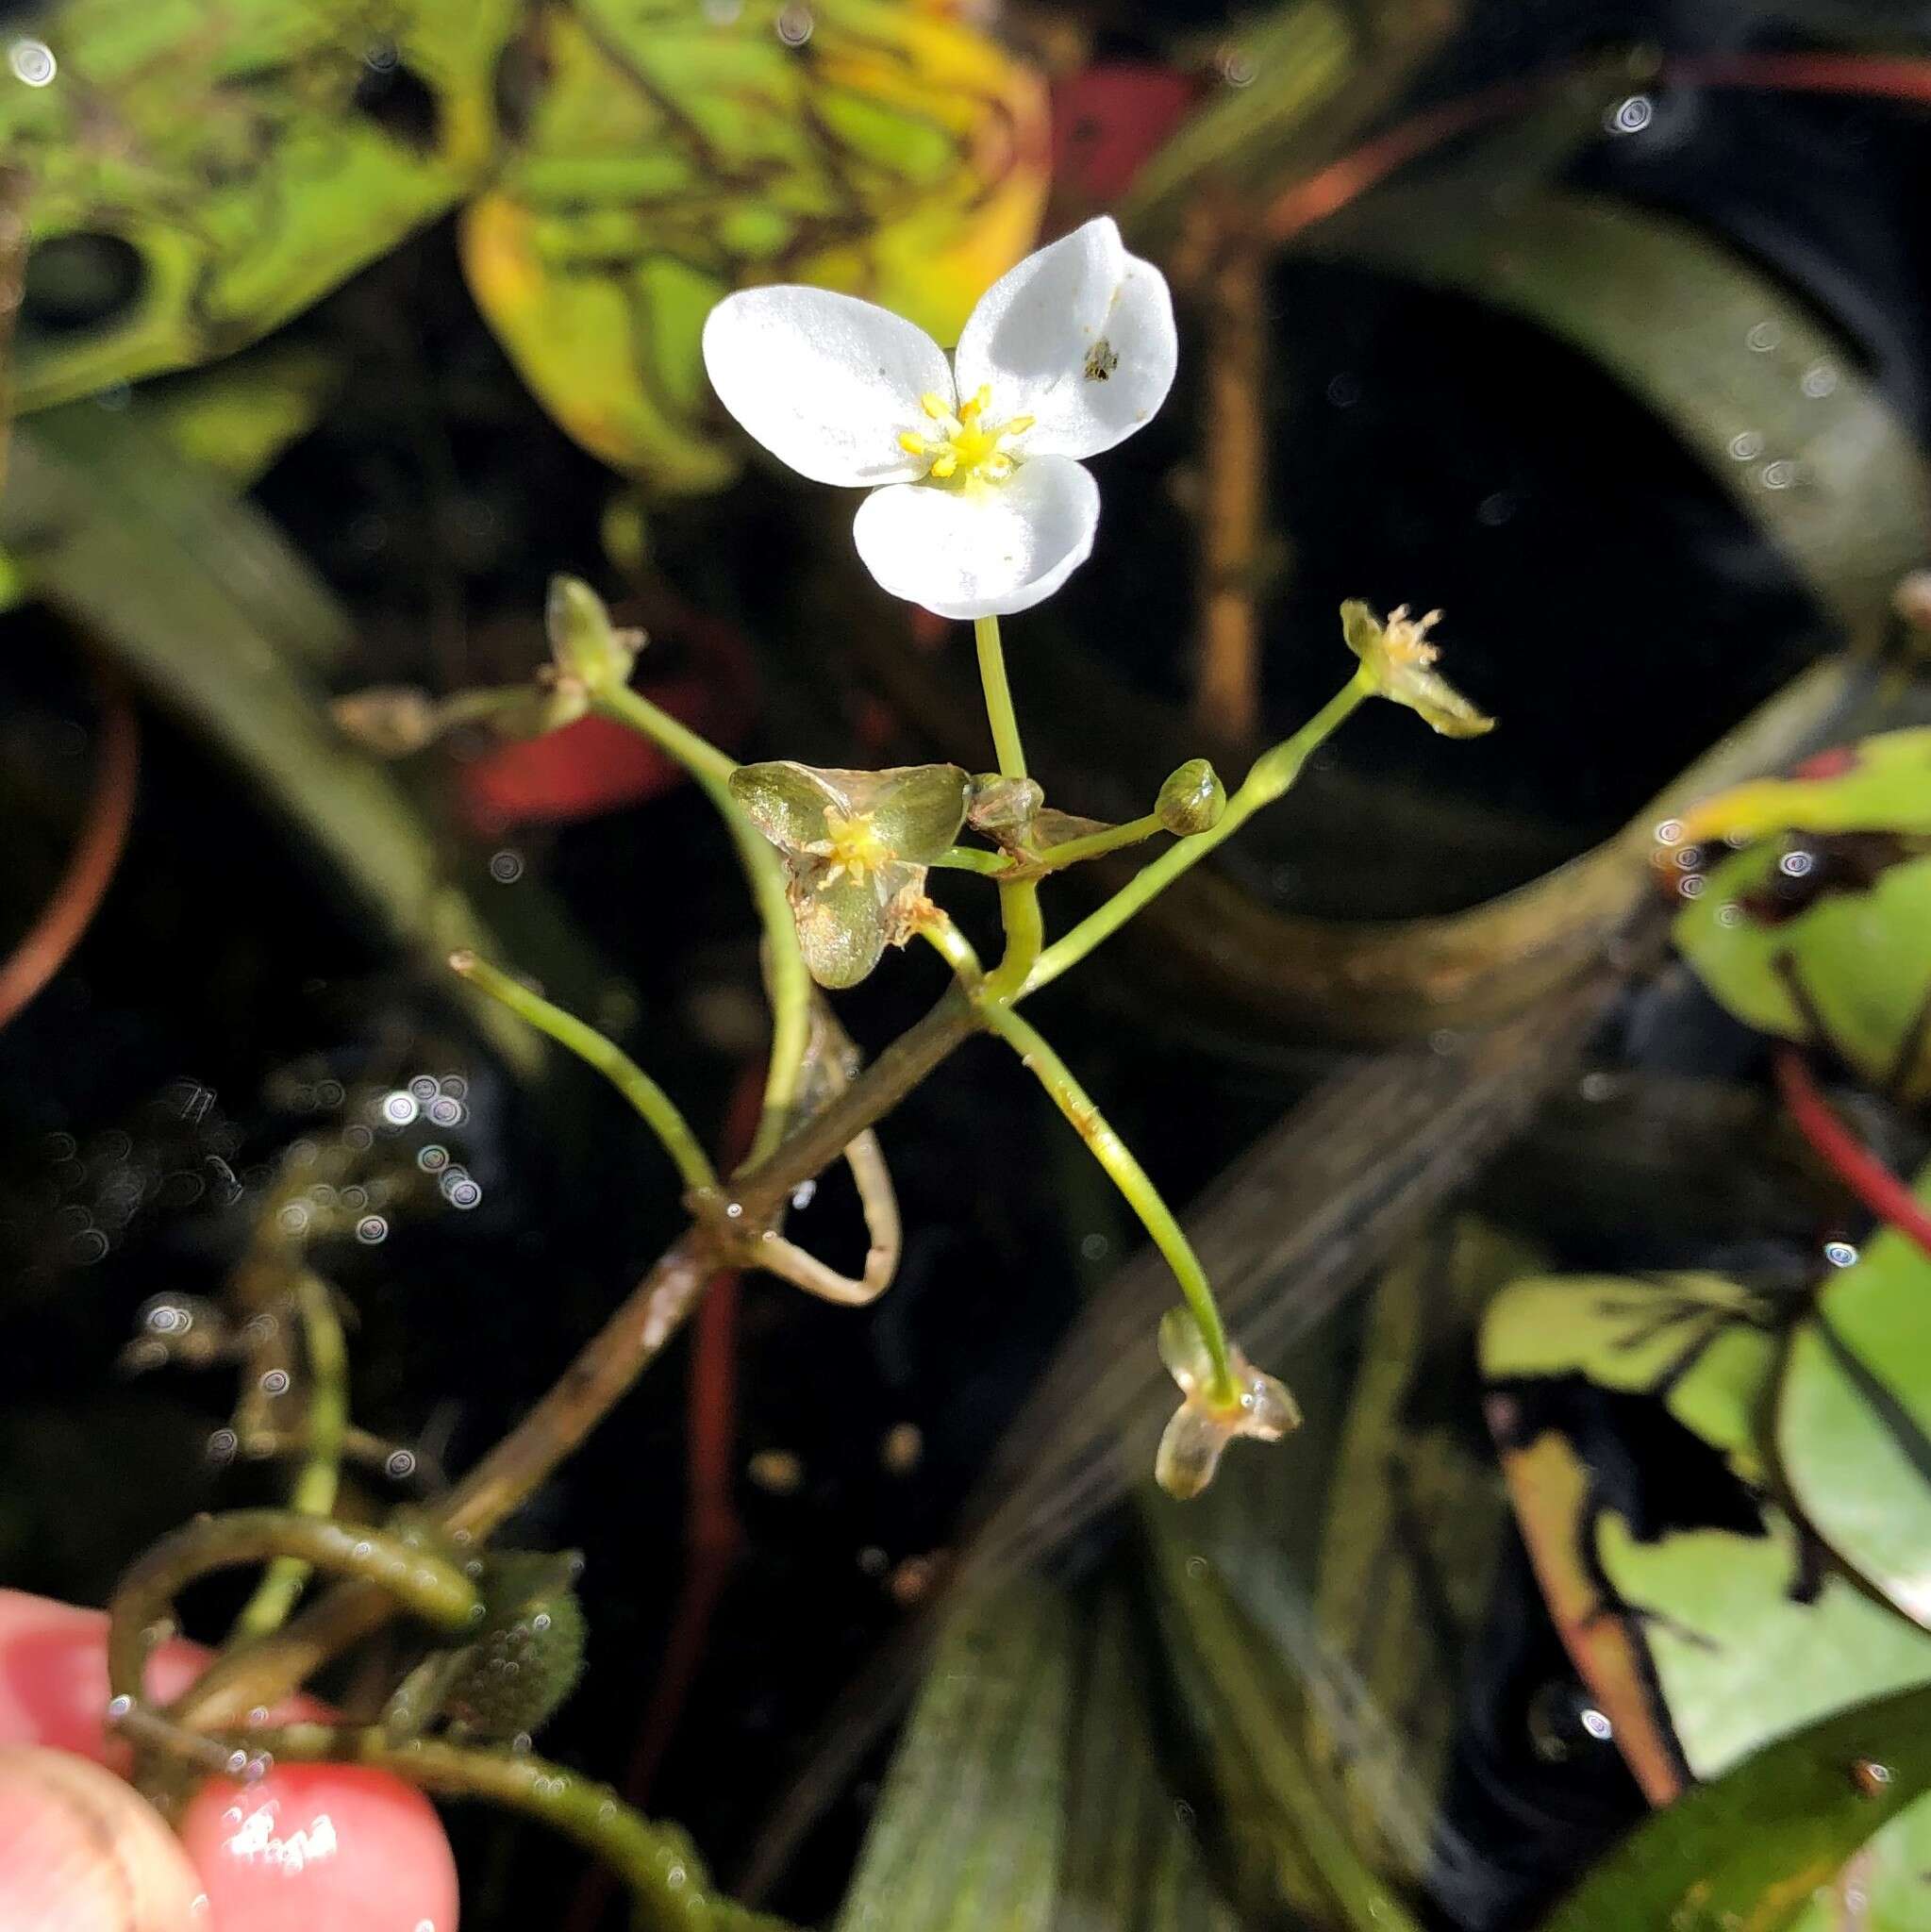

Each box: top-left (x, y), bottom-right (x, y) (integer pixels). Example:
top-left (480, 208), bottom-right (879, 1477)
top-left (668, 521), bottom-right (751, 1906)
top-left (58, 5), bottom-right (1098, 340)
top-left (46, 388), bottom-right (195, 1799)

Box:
top-left (1340, 599), bottom-right (1494, 739)
top-left (729, 760), bottom-right (972, 989)
top-left (1155, 1307), bottom-right (1301, 1500)
top-left (702, 217), bottom-right (1177, 620)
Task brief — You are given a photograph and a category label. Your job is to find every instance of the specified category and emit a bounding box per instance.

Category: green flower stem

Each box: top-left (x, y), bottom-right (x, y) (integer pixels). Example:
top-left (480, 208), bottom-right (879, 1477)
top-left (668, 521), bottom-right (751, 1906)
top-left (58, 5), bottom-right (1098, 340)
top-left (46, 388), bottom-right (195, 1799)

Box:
top-left (973, 613), bottom-right (1028, 779)
top-left (973, 613), bottom-right (1047, 997)
top-left (1028, 811), bottom-right (1165, 873)
top-left (976, 1000), bottom-right (1237, 1405)
top-left (449, 949), bottom-right (717, 1197)
top-left (232, 1270), bottom-right (349, 1641)
top-left (591, 683), bottom-right (808, 1166)
top-left (917, 911), bottom-right (985, 982)
top-left (1028, 670), bottom-right (1372, 994)
top-left (109, 1510), bottom-right (479, 1709)
top-left (984, 876), bottom-right (1043, 1003)
top-left (196, 1725), bottom-right (794, 1932)
top-left (929, 843), bottom-right (1012, 875)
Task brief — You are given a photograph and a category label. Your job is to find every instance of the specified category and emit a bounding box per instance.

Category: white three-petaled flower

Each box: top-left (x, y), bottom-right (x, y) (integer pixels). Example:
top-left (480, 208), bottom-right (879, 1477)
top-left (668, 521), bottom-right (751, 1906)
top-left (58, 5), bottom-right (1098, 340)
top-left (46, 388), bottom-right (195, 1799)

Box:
top-left (700, 217), bottom-right (1178, 621)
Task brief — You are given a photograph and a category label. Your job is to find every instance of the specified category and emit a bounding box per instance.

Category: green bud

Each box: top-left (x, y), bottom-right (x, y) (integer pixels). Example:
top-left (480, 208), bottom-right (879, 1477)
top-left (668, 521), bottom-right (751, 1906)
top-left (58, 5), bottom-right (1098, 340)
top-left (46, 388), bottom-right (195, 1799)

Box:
top-left (441, 1551), bottom-right (587, 1742)
top-left (545, 575), bottom-right (642, 691)
top-left (1156, 758), bottom-right (1226, 836)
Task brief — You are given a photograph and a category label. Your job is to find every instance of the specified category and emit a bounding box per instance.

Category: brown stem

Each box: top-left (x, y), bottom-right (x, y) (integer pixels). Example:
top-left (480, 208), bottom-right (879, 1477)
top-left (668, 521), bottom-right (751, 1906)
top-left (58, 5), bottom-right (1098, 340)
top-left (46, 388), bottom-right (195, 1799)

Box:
top-left (170, 995), bottom-right (983, 1727)
top-left (168, 1241), bottom-right (708, 1726)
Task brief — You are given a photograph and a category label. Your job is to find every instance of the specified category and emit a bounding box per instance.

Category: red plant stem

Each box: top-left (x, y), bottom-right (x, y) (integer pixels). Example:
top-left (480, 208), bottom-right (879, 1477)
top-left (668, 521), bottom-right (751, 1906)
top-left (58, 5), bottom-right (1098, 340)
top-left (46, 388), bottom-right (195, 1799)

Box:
top-left (1773, 1046), bottom-right (1931, 1264)
top-left (561, 1058), bottom-right (764, 1932)
top-left (0, 665), bottom-right (139, 1030)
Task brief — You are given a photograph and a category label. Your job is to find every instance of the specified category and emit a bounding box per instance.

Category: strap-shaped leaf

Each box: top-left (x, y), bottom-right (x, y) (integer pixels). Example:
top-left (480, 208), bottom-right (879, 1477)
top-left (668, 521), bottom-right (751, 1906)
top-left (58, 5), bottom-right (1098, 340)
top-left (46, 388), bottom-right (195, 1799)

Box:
top-left (1541, 1680), bottom-right (1931, 1932)
top-left (1314, 184), bottom-right (1931, 643)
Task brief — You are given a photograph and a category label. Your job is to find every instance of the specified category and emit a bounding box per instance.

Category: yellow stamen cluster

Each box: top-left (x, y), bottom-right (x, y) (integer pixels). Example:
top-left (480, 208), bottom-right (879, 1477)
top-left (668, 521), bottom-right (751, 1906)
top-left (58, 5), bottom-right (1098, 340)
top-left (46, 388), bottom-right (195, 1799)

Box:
top-left (1382, 604), bottom-right (1444, 666)
top-left (803, 807), bottom-right (895, 890)
top-left (896, 386), bottom-right (1036, 486)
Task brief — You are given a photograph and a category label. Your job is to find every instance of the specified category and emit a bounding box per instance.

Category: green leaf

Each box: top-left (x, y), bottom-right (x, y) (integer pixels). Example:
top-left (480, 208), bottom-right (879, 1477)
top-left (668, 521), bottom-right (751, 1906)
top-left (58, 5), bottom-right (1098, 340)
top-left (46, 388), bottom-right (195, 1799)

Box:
top-left (1778, 1161), bottom-right (1931, 1630)
top-left (1316, 189), bottom-right (1931, 643)
top-left (1674, 841), bottom-right (1931, 1102)
top-left (1541, 1680), bottom-right (1931, 1932)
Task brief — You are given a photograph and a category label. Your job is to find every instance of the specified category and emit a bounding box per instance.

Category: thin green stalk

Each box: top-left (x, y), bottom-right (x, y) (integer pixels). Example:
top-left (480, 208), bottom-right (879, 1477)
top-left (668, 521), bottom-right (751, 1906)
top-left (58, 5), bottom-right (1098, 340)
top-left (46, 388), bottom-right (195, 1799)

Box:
top-left (973, 613), bottom-right (1028, 778)
top-left (977, 1001), bottom-right (1237, 1404)
top-left (1029, 670), bottom-right (1372, 993)
top-left (591, 682), bottom-right (808, 1164)
top-left (916, 911), bottom-right (984, 982)
top-left (929, 843), bottom-right (1012, 875)
top-left (109, 1511), bottom-right (479, 1708)
top-left (155, 1723), bottom-right (792, 1932)
top-left (1028, 810), bottom-right (1165, 873)
top-left (973, 612), bottom-right (1046, 997)
top-left (450, 949), bottom-right (716, 1196)
top-left (232, 1271), bottom-right (348, 1640)
top-left (983, 876), bottom-right (1042, 1003)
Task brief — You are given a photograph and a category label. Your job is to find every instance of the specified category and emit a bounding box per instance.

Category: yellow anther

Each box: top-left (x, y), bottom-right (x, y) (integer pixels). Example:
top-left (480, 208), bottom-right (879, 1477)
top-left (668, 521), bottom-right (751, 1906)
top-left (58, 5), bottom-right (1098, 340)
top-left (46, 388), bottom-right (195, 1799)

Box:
top-left (895, 386), bottom-right (1033, 486)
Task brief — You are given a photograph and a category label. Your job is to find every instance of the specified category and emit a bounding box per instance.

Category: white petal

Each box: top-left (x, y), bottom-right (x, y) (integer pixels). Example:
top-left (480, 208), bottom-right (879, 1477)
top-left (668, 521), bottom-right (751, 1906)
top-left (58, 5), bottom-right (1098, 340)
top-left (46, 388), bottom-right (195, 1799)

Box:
top-left (851, 457), bottom-right (1100, 621)
top-left (952, 217), bottom-right (1178, 460)
top-left (702, 287), bottom-right (952, 488)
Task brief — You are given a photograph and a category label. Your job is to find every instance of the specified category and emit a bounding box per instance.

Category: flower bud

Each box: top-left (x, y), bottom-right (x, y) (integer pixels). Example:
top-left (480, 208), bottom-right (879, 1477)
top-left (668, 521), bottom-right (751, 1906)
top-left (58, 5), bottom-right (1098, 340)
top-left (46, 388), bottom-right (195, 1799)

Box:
top-left (545, 575), bottom-right (642, 691)
top-left (1156, 758), bottom-right (1225, 836)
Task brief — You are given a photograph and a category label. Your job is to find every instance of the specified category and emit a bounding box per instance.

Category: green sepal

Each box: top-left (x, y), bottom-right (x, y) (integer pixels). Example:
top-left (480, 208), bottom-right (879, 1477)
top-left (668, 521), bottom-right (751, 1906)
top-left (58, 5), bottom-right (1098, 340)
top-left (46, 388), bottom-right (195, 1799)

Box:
top-left (545, 575), bottom-right (641, 691)
top-left (789, 858), bottom-right (926, 991)
top-left (729, 761), bottom-right (971, 864)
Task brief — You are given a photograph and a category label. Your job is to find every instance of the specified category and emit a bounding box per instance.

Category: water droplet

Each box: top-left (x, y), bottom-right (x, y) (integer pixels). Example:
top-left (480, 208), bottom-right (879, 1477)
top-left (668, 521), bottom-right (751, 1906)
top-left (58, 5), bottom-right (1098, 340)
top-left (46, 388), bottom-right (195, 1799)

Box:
top-left (1746, 321), bottom-right (1782, 353)
top-left (106, 1694), bottom-right (132, 1721)
top-left (356, 1214), bottom-right (390, 1245)
top-left (1604, 93), bottom-right (1652, 134)
top-left (381, 1091), bottom-right (419, 1127)
top-left (489, 849), bottom-right (525, 884)
top-left (387, 1449), bottom-right (418, 1479)
top-left (1728, 429), bottom-right (1764, 460)
top-left (1825, 1240), bottom-right (1859, 1268)
top-left (8, 39), bottom-right (56, 86)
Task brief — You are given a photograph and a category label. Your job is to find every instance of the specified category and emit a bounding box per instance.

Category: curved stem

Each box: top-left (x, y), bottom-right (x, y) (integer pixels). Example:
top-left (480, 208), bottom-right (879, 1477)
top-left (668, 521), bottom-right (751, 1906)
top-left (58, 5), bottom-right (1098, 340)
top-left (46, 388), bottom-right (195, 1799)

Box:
top-left (591, 683), bottom-right (808, 1165)
top-left (184, 1724), bottom-right (792, 1932)
top-left (0, 661), bottom-right (139, 1030)
top-left (233, 1272), bottom-right (349, 1640)
top-left (110, 1511), bottom-right (478, 1707)
top-left (450, 949), bottom-right (717, 1196)
top-left (917, 911), bottom-right (984, 982)
top-left (1773, 1046), bottom-right (1931, 1262)
top-left (976, 1001), bottom-right (1237, 1404)
top-left (1028, 671), bottom-right (1371, 994)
